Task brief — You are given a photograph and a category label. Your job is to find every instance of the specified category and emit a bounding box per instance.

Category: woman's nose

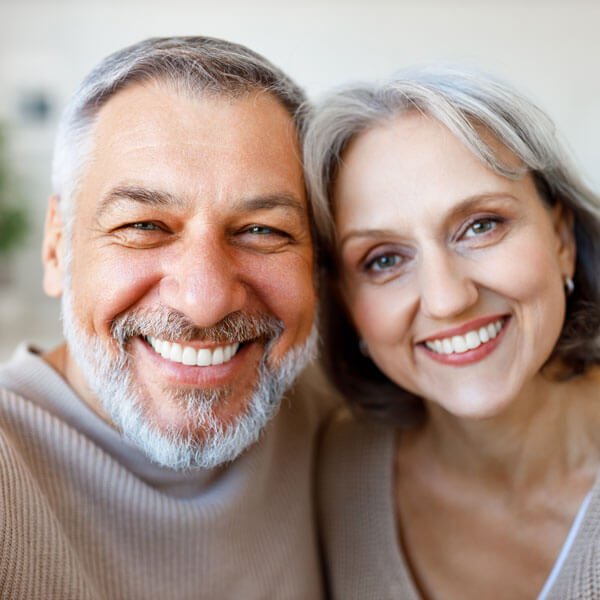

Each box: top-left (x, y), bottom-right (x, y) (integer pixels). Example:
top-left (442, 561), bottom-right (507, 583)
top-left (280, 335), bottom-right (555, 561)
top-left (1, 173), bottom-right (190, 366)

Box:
top-left (417, 251), bottom-right (478, 320)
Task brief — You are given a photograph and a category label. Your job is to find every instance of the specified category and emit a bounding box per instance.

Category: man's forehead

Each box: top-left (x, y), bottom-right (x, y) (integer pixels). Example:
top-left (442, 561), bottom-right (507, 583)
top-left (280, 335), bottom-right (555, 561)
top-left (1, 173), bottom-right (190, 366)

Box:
top-left (85, 82), bottom-right (301, 172)
top-left (75, 81), bottom-right (307, 217)
top-left (90, 80), bottom-right (298, 146)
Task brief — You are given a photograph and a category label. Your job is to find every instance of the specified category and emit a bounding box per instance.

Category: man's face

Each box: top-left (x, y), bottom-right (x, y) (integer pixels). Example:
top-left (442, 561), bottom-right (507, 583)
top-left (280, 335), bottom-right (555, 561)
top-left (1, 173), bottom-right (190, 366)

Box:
top-left (44, 82), bottom-right (316, 468)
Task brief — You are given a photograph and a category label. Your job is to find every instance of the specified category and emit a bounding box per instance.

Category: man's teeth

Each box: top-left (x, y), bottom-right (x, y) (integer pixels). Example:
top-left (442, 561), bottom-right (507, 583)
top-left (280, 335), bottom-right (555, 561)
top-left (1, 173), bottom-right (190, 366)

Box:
top-left (146, 337), bottom-right (240, 366)
top-left (424, 319), bottom-right (505, 355)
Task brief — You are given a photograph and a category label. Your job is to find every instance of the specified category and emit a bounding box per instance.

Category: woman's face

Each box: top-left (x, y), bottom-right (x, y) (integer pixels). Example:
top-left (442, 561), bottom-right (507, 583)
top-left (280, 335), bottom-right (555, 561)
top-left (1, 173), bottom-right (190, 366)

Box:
top-left (334, 112), bottom-right (575, 419)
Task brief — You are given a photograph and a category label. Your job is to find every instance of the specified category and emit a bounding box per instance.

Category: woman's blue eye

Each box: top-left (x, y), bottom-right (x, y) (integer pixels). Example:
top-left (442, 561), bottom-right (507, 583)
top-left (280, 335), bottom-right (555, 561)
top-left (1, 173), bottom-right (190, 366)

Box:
top-left (368, 254), bottom-right (401, 271)
top-left (465, 219), bottom-right (496, 237)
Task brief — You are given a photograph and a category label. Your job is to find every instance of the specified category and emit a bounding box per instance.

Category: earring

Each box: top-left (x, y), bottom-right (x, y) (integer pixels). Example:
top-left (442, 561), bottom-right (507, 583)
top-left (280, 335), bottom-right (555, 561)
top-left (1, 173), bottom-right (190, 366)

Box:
top-left (359, 339), bottom-right (369, 357)
top-left (564, 276), bottom-right (574, 296)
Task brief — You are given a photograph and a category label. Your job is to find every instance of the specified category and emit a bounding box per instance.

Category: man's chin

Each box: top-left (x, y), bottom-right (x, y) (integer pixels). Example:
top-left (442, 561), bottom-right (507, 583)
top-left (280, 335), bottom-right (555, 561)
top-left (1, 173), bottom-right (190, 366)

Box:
top-left (61, 288), bottom-right (319, 469)
top-left (112, 328), bottom-right (316, 470)
top-left (134, 382), bottom-right (247, 441)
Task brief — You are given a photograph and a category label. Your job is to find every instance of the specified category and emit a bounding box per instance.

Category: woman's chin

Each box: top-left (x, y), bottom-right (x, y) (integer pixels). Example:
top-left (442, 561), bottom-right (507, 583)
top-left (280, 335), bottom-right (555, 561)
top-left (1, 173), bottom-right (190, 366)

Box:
top-left (425, 384), bottom-right (521, 421)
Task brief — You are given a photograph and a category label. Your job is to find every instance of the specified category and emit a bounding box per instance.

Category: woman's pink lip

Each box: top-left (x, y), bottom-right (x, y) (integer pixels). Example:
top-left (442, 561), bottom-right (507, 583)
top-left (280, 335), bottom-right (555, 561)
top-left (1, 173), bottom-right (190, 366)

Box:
top-left (418, 313), bottom-right (509, 343)
top-left (419, 317), bottom-right (511, 366)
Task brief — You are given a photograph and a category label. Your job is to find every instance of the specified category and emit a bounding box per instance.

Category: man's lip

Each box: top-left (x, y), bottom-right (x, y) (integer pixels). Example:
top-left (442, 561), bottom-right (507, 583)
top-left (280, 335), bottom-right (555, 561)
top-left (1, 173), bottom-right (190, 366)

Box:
top-left (133, 336), bottom-right (262, 387)
top-left (143, 336), bottom-right (249, 351)
top-left (143, 335), bottom-right (243, 368)
top-left (417, 314), bottom-right (510, 344)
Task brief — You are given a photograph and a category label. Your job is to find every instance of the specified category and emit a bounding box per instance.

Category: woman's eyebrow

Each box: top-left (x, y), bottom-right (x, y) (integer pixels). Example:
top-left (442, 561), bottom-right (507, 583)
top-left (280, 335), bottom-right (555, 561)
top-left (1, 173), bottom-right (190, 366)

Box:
top-left (339, 193), bottom-right (518, 248)
top-left (445, 193), bottom-right (518, 220)
top-left (339, 228), bottom-right (399, 248)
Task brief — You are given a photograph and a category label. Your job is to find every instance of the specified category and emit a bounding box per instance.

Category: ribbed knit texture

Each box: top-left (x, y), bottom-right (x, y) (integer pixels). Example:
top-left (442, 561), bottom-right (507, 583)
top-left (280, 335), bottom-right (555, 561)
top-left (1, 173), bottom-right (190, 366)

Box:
top-left (318, 407), bottom-right (600, 600)
top-left (0, 345), bottom-right (331, 599)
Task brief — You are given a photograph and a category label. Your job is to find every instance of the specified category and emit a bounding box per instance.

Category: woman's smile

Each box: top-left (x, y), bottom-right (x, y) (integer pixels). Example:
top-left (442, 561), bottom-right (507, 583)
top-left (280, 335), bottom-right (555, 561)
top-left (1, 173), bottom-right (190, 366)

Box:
top-left (419, 314), bottom-right (510, 366)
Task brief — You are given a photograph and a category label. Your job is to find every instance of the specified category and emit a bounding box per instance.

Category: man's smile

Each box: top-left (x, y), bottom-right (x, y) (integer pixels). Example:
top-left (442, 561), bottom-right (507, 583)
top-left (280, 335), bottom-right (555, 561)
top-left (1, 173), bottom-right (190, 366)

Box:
top-left (146, 336), bottom-right (241, 366)
top-left (134, 332), bottom-right (268, 389)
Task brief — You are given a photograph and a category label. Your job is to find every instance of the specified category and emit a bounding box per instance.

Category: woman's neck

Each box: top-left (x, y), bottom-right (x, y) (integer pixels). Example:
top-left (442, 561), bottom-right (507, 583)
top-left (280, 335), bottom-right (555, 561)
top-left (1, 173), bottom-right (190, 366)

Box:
top-left (417, 366), bottom-right (600, 492)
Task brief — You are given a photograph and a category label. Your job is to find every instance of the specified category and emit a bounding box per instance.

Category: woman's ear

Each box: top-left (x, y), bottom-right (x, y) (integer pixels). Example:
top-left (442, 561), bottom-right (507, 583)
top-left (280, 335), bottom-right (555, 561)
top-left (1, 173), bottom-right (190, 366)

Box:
top-left (42, 195), bottom-right (66, 298)
top-left (551, 201), bottom-right (576, 279)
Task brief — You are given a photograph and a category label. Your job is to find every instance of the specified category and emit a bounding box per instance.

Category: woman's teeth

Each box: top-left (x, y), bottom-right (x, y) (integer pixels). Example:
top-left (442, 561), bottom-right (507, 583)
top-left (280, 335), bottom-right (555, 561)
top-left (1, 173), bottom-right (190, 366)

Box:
top-left (146, 336), bottom-right (240, 366)
top-left (424, 319), bottom-right (505, 355)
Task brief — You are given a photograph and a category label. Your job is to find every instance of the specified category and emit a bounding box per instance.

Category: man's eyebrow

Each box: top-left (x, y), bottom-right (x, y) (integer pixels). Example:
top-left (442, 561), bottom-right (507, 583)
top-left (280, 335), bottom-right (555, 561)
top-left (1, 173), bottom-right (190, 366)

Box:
top-left (95, 185), bottom-right (187, 219)
top-left (233, 194), bottom-right (307, 219)
top-left (95, 186), bottom-right (307, 221)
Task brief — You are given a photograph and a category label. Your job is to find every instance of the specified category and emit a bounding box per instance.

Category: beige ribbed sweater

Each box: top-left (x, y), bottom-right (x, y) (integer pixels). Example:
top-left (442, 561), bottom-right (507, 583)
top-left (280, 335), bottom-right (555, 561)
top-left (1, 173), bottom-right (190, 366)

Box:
top-left (0, 345), bottom-right (329, 599)
top-left (318, 408), bottom-right (600, 600)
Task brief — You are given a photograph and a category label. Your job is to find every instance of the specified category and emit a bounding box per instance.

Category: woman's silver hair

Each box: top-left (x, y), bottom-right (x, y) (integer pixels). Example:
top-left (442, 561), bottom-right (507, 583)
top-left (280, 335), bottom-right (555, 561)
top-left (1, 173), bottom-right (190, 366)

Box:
top-left (303, 66), bottom-right (600, 423)
top-left (52, 36), bottom-right (308, 223)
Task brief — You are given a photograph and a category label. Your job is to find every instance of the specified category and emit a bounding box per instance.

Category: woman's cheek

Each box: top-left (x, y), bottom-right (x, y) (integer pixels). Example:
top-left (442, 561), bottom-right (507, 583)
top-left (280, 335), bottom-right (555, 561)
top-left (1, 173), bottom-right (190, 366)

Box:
top-left (348, 286), bottom-right (405, 346)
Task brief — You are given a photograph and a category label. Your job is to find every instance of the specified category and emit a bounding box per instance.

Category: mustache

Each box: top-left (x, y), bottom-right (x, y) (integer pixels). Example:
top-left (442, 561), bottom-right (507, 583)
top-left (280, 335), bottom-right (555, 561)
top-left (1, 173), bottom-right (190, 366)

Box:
top-left (110, 307), bottom-right (284, 345)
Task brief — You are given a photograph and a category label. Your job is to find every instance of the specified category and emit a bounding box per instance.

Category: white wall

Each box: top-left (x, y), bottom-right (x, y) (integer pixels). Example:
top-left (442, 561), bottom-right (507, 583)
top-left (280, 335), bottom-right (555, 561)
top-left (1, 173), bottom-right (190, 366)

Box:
top-left (1, 0), bottom-right (599, 358)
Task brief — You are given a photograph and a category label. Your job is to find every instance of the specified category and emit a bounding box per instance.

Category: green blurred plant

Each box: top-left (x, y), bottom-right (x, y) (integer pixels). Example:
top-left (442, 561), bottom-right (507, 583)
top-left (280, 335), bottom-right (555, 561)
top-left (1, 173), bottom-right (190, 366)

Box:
top-left (0, 123), bottom-right (28, 255)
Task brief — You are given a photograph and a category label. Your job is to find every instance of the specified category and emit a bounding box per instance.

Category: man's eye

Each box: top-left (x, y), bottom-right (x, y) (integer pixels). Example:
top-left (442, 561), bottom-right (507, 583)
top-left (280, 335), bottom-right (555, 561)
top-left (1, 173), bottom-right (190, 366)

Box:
top-left (129, 222), bottom-right (161, 231)
top-left (245, 225), bottom-right (289, 237)
top-left (464, 219), bottom-right (497, 238)
top-left (366, 254), bottom-right (402, 271)
top-left (247, 225), bottom-right (276, 235)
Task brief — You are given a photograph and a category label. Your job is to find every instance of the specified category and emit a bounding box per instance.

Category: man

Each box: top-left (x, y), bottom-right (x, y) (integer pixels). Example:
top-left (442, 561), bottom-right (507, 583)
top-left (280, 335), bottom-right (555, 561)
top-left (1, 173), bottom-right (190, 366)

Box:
top-left (0, 37), bottom-right (330, 599)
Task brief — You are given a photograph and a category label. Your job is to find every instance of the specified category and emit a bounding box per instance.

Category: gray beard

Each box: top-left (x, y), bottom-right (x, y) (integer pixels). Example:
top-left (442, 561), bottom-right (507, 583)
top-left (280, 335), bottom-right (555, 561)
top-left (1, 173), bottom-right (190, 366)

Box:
top-left (61, 285), bottom-right (318, 470)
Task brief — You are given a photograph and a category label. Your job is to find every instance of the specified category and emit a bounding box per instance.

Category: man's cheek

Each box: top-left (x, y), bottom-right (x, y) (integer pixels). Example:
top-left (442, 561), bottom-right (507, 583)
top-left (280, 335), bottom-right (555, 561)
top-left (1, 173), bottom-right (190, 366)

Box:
top-left (74, 258), bottom-right (160, 331)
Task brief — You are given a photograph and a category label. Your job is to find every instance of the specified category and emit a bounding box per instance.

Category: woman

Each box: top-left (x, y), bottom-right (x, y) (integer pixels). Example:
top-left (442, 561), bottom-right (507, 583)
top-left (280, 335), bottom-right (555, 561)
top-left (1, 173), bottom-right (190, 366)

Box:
top-left (304, 68), bottom-right (600, 600)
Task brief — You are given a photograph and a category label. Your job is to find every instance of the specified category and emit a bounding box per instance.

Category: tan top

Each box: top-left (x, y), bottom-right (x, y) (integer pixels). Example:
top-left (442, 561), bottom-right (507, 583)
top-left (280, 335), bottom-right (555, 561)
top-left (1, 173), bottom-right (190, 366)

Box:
top-left (318, 407), bottom-right (600, 600)
top-left (0, 344), bottom-right (332, 599)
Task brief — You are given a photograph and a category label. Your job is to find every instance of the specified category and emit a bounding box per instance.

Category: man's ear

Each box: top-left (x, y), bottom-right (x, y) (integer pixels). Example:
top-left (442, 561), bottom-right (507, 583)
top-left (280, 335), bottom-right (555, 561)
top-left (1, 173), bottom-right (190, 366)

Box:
top-left (551, 201), bottom-right (576, 279)
top-left (42, 195), bottom-right (66, 297)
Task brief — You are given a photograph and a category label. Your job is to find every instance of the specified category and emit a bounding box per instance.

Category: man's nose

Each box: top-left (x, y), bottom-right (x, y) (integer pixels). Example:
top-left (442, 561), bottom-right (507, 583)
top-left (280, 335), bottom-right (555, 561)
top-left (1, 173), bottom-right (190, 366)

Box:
top-left (158, 235), bottom-right (248, 328)
top-left (417, 250), bottom-right (478, 320)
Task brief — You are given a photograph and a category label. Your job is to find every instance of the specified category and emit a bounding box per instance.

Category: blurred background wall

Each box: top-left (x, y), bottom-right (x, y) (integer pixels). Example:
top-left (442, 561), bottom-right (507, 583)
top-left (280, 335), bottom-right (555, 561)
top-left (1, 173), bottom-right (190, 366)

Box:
top-left (0, 0), bottom-right (599, 360)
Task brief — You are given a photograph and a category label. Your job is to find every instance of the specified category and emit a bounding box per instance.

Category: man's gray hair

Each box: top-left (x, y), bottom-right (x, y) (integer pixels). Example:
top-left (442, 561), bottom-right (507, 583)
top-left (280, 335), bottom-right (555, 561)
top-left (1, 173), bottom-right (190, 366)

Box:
top-left (52, 36), bottom-right (307, 220)
top-left (303, 65), bottom-right (600, 422)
